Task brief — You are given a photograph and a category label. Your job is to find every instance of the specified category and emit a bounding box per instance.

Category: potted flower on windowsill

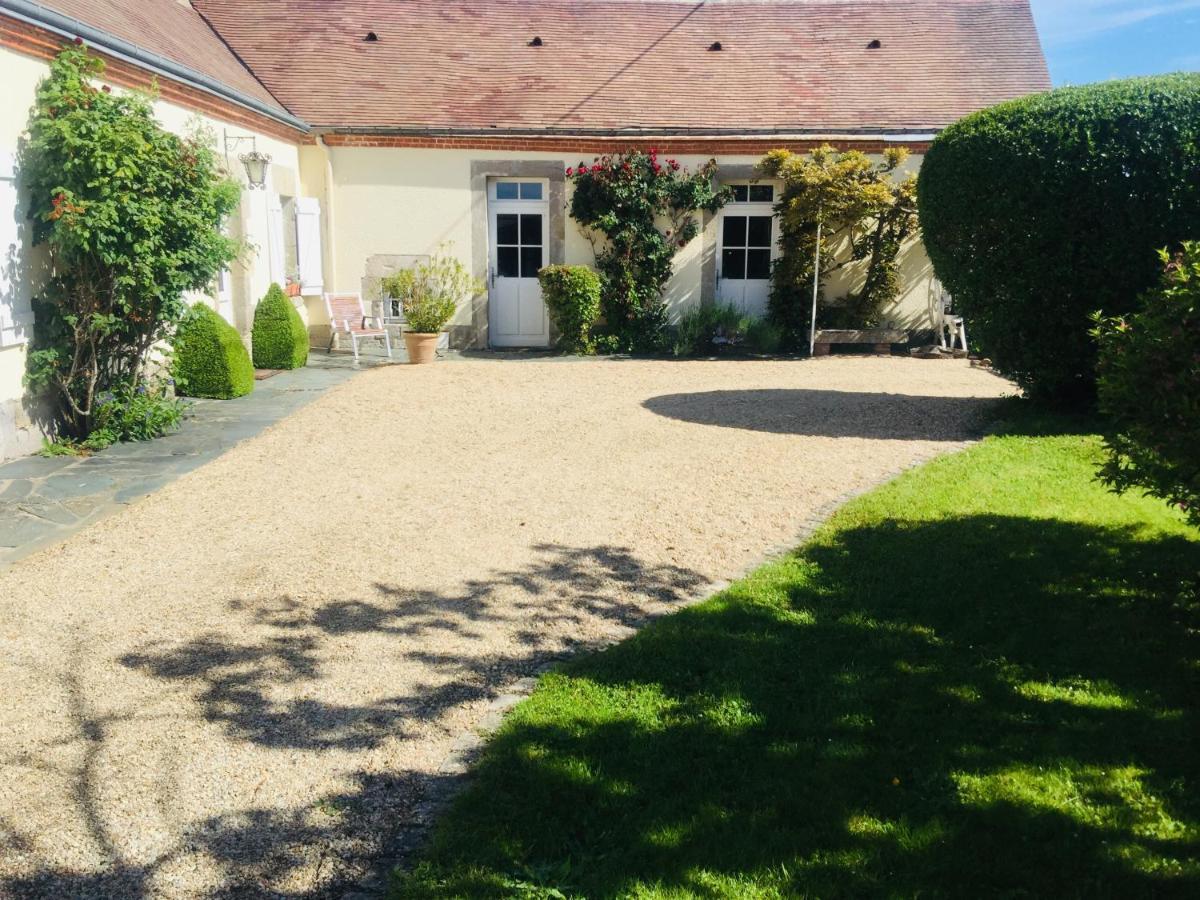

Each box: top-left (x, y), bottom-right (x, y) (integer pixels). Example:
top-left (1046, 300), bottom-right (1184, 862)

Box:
top-left (381, 246), bottom-right (483, 364)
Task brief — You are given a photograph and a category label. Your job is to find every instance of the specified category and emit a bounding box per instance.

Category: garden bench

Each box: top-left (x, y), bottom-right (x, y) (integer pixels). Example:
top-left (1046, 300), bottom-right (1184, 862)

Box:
top-left (812, 328), bottom-right (907, 356)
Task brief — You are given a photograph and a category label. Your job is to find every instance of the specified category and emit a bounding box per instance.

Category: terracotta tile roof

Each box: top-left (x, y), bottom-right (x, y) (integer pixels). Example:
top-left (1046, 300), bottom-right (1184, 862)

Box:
top-left (191, 0), bottom-right (1050, 133)
top-left (23, 0), bottom-right (288, 114)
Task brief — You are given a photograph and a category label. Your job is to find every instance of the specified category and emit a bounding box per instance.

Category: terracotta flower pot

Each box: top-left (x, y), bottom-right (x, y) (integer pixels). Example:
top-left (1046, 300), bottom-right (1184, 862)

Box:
top-left (403, 331), bottom-right (440, 364)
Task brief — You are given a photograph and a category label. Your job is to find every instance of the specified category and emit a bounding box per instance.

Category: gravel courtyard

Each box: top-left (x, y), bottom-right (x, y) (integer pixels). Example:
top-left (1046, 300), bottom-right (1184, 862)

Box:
top-left (0, 357), bottom-right (1012, 897)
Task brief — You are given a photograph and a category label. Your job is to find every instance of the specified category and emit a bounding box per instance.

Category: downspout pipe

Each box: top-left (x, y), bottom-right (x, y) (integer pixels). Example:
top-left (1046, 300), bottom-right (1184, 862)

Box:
top-left (0, 0), bottom-right (309, 134)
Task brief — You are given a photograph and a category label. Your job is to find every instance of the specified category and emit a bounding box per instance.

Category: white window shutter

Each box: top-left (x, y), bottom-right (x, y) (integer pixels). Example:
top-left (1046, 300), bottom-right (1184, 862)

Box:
top-left (266, 191), bottom-right (286, 286)
top-left (0, 152), bottom-right (32, 348)
top-left (295, 197), bottom-right (324, 294)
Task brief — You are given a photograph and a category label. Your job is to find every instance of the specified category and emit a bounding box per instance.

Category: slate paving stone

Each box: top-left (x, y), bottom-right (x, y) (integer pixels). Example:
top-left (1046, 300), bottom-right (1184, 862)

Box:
top-left (0, 479), bottom-right (33, 500)
top-left (0, 354), bottom-right (390, 568)
top-left (35, 473), bottom-right (118, 501)
top-left (0, 456), bottom-right (73, 479)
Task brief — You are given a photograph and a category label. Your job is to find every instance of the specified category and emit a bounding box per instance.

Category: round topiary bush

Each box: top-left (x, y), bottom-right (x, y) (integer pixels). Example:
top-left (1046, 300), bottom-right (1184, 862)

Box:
top-left (1093, 242), bottom-right (1200, 526)
top-left (537, 264), bottom-right (601, 353)
top-left (251, 283), bottom-right (309, 369)
top-left (173, 303), bottom-right (254, 399)
top-left (918, 73), bottom-right (1200, 405)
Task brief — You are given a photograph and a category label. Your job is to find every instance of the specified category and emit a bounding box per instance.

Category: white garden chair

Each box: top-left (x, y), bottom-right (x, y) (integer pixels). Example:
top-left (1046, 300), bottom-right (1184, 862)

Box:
top-left (933, 281), bottom-right (968, 352)
top-left (323, 292), bottom-right (392, 361)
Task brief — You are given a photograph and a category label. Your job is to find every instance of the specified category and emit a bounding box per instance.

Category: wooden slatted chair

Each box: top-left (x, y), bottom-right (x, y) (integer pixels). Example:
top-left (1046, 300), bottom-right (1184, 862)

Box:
top-left (323, 292), bottom-right (392, 361)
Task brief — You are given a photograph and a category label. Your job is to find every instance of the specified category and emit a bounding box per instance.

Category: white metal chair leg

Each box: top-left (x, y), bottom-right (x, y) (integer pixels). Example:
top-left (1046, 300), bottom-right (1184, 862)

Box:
top-left (383, 330), bottom-right (392, 359)
top-left (957, 320), bottom-right (968, 352)
top-left (351, 333), bottom-right (360, 362)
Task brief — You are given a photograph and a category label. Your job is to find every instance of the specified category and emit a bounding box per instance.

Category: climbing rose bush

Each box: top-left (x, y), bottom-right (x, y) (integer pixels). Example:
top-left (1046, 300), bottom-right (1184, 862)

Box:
top-left (567, 149), bottom-right (730, 352)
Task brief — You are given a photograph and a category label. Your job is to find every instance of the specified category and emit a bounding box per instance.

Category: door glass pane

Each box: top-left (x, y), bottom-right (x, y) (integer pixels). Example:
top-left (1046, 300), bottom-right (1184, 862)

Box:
top-left (520, 214), bottom-right (543, 245)
top-left (497, 246), bottom-right (519, 277)
top-left (748, 184), bottom-right (774, 203)
top-left (746, 249), bottom-right (772, 279)
top-left (496, 213), bottom-right (519, 245)
top-left (520, 246), bottom-right (543, 278)
top-left (495, 182), bottom-right (519, 200)
top-left (519, 182), bottom-right (544, 200)
top-left (747, 216), bottom-right (772, 247)
top-left (730, 184), bottom-right (748, 202)
top-left (721, 249), bottom-right (746, 279)
top-left (722, 215), bottom-right (746, 247)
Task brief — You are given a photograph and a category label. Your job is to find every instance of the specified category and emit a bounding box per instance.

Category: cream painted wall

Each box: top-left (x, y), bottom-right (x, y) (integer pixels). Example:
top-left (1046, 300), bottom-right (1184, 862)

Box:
top-left (319, 148), bottom-right (939, 347)
top-left (0, 44), bottom-right (304, 460)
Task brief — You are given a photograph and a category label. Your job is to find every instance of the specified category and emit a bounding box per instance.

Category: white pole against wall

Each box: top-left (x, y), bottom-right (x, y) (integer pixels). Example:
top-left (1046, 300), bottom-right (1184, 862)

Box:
top-left (808, 217), bottom-right (822, 356)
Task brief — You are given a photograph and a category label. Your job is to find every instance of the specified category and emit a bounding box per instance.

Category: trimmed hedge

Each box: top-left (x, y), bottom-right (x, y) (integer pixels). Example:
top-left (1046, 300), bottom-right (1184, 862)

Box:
top-left (172, 303), bottom-right (253, 399)
top-left (1094, 243), bottom-right (1200, 526)
top-left (252, 283), bottom-right (309, 369)
top-left (918, 74), bottom-right (1200, 405)
top-left (538, 264), bottom-right (601, 353)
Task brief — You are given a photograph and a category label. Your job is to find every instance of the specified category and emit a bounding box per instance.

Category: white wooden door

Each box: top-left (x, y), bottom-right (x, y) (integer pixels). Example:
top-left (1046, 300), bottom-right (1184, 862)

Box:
top-left (717, 183), bottom-right (777, 319)
top-left (488, 179), bottom-right (549, 347)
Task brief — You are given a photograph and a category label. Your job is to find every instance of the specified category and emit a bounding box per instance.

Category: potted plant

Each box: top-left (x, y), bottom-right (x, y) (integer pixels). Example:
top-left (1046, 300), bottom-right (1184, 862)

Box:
top-left (381, 246), bottom-right (482, 364)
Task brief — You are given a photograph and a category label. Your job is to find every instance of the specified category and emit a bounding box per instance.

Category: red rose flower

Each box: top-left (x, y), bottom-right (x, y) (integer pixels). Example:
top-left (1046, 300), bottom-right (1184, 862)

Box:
top-left (566, 167), bottom-right (573, 176)
top-left (73, 36), bottom-right (83, 45)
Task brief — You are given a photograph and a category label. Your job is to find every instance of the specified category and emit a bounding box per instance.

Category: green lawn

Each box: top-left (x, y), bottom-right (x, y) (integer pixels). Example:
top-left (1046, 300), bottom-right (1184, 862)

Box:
top-left (393, 408), bottom-right (1200, 899)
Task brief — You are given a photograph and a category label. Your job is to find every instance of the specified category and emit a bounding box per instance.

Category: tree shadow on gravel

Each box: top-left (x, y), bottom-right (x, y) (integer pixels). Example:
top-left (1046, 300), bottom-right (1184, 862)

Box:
top-left (119, 544), bottom-right (706, 752)
top-left (401, 516), bottom-right (1200, 898)
top-left (643, 388), bottom-right (1007, 440)
top-left (0, 545), bottom-right (707, 898)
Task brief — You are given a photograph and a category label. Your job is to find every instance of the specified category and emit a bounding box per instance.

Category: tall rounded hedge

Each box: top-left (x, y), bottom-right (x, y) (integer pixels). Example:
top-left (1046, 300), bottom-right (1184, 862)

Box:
top-left (173, 303), bottom-right (253, 399)
top-left (252, 283), bottom-right (309, 369)
top-left (918, 74), bottom-right (1200, 405)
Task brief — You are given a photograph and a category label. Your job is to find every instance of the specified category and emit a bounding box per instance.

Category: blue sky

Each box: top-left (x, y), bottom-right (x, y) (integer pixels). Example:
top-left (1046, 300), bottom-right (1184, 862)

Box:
top-left (1030, 1), bottom-right (1200, 84)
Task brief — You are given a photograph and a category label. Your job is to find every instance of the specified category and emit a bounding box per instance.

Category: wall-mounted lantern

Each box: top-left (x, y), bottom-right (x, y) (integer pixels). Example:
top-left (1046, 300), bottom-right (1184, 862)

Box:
top-left (223, 131), bottom-right (272, 189)
top-left (238, 150), bottom-right (272, 189)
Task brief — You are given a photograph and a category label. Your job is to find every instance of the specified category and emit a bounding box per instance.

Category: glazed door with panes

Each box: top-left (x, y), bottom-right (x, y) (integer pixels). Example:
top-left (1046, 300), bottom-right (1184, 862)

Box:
top-left (717, 183), bottom-right (777, 318)
top-left (488, 179), bottom-right (550, 347)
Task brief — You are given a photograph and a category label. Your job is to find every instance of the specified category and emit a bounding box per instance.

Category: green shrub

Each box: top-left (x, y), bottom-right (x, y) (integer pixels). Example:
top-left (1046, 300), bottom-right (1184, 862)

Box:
top-left (673, 305), bottom-right (782, 356)
top-left (1093, 243), bottom-right (1200, 526)
top-left (381, 246), bottom-right (482, 333)
top-left (83, 380), bottom-right (185, 450)
top-left (538, 264), bottom-right (601, 353)
top-left (918, 74), bottom-right (1200, 406)
top-left (673, 304), bottom-right (745, 357)
top-left (251, 283), bottom-right (308, 369)
top-left (22, 45), bottom-right (239, 439)
top-left (173, 304), bottom-right (253, 399)
top-left (744, 318), bottom-right (785, 354)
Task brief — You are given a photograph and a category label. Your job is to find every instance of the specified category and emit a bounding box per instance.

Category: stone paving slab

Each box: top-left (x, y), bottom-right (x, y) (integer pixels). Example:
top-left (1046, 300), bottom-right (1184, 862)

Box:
top-left (0, 353), bottom-right (390, 568)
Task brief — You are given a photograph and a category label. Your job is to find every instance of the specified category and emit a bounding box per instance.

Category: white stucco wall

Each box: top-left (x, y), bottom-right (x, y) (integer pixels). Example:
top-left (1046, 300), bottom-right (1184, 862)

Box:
top-left (312, 146), bottom-right (938, 347)
top-left (0, 43), bottom-right (303, 460)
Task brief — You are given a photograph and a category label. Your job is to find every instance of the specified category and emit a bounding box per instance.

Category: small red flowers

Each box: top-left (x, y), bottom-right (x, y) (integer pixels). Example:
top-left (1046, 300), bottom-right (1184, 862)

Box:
top-left (73, 36), bottom-right (83, 46)
top-left (566, 167), bottom-right (574, 176)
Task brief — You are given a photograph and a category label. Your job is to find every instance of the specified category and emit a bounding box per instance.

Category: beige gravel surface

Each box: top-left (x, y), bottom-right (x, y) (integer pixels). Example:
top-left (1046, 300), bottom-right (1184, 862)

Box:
top-left (0, 357), bottom-right (1013, 897)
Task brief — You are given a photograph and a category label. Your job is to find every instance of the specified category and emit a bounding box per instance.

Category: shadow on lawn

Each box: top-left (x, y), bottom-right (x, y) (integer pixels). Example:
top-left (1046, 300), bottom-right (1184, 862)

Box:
top-left (1, 545), bottom-right (707, 899)
top-left (412, 515), bottom-right (1200, 898)
top-left (642, 388), bottom-right (1006, 439)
